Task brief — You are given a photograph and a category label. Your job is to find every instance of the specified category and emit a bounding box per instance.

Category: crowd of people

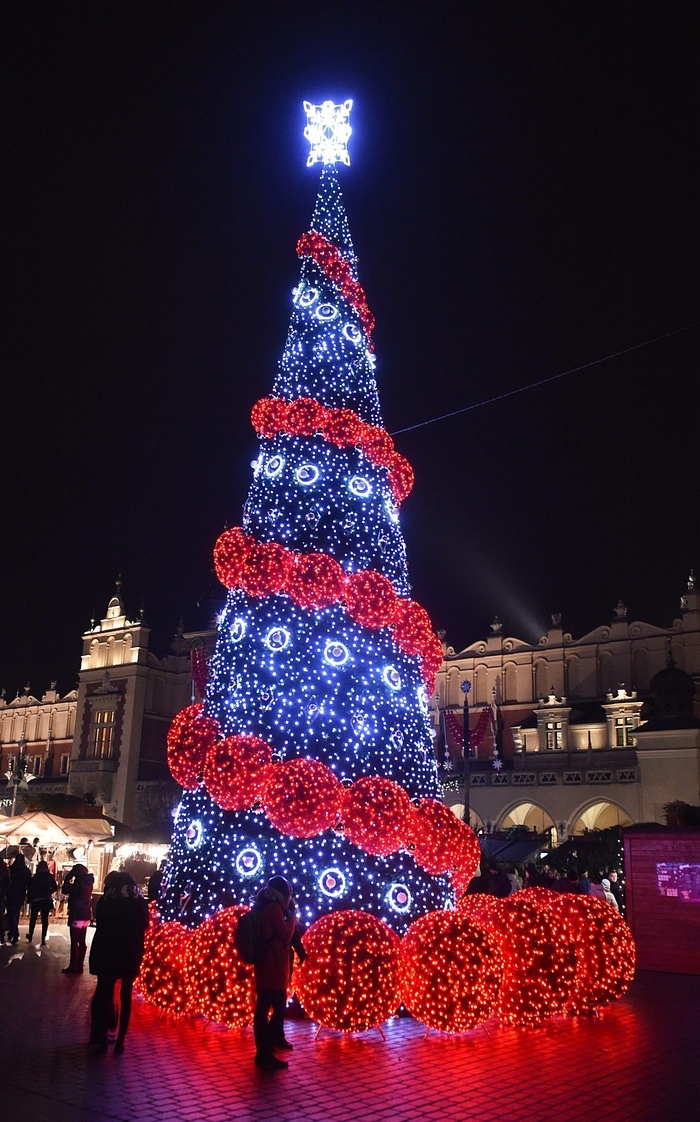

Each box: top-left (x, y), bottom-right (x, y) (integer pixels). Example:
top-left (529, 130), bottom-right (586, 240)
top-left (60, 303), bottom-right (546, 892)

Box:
top-left (466, 859), bottom-right (625, 912)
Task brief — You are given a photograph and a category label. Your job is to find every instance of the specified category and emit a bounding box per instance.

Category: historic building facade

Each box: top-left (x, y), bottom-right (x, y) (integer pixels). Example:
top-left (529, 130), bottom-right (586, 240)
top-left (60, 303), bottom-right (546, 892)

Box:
top-left (432, 573), bottom-right (700, 841)
top-left (0, 584), bottom-right (214, 826)
top-left (3, 576), bottom-right (699, 835)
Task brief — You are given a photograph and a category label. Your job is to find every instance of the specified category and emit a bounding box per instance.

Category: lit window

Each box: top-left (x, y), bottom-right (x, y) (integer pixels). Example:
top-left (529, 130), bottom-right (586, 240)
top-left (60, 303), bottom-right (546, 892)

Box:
top-left (60, 754), bottom-right (70, 776)
top-left (615, 716), bottom-right (636, 747)
top-left (88, 708), bottom-right (116, 760)
top-left (31, 755), bottom-right (42, 776)
top-left (546, 721), bottom-right (563, 750)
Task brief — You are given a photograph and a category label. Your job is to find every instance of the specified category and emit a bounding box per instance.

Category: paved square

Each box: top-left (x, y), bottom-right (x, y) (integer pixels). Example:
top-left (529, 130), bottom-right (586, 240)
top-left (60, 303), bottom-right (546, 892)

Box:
top-left (2, 921), bottom-right (698, 1122)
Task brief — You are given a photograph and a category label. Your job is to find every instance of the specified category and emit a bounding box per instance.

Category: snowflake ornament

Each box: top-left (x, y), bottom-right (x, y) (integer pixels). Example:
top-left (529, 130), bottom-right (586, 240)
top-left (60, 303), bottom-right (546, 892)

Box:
top-left (304, 100), bottom-right (353, 166)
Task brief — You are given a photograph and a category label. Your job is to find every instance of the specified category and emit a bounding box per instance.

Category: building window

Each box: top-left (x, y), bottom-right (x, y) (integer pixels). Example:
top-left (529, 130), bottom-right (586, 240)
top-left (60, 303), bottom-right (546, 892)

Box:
top-left (615, 716), bottom-right (636, 747)
top-left (31, 755), bottom-right (42, 776)
top-left (88, 708), bottom-right (116, 760)
top-left (546, 721), bottom-right (563, 750)
top-left (60, 753), bottom-right (71, 776)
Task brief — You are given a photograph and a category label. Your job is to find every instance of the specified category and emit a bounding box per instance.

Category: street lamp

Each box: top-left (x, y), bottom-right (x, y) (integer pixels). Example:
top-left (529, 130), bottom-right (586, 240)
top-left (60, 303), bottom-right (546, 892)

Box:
top-left (460, 680), bottom-right (472, 829)
top-left (5, 736), bottom-right (36, 815)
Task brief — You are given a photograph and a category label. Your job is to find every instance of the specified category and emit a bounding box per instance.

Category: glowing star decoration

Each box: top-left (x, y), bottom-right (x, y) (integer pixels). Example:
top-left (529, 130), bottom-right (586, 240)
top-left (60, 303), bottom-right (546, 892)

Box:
top-left (303, 99), bottom-right (353, 167)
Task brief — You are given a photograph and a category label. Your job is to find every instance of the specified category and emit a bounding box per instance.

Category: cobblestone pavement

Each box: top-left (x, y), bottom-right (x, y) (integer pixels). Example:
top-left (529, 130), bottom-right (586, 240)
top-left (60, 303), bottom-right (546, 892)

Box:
top-left (2, 921), bottom-right (698, 1122)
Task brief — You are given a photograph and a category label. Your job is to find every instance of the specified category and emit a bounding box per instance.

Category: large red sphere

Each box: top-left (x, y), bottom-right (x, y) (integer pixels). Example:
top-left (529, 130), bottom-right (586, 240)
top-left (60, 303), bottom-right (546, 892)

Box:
top-left (185, 906), bottom-right (255, 1029)
top-left (204, 733), bottom-right (273, 811)
top-left (136, 918), bottom-right (194, 1018)
top-left (341, 776), bottom-right (415, 856)
top-left (294, 910), bottom-right (401, 1032)
top-left (166, 704), bottom-right (220, 790)
top-left (263, 758), bottom-right (342, 837)
top-left (399, 909), bottom-right (501, 1032)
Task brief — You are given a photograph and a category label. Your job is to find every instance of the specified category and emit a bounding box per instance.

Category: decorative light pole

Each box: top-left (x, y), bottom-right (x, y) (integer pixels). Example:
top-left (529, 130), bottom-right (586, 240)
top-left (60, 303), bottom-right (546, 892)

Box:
top-left (5, 736), bottom-right (36, 815)
top-left (461, 680), bottom-right (472, 828)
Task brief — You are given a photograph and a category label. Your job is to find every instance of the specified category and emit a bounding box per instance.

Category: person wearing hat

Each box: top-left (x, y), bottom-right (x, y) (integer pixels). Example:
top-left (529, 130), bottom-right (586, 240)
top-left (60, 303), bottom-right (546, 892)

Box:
top-left (251, 875), bottom-right (299, 1071)
top-left (600, 877), bottom-right (619, 911)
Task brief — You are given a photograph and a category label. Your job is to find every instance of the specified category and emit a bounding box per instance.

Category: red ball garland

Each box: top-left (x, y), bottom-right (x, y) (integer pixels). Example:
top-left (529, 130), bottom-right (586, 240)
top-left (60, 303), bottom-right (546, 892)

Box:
top-left (166, 703), bottom-right (221, 790)
top-left (392, 599), bottom-right (435, 657)
top-left (250, 395), bottom-right (288, 438)
top-left (341, 776), bottom-right (415, 856)
top-left (387, 453), bottom-right (414, 504)
top-left (263, 757), bottom-right (342, 837)
top-left (323, 407), bottom-right (365, 448)
top-left (294, 910), bottom-right (401, 1032)
top-left (288, 551), bottom-right (346, 610)
top-left (239, 540), bottom-right (292, 598)
top-left (399, 909), bottom-right (501, 1032)
top-left (495, 889), bottom-right (578, 1026)
top-left (204, 733), bottom-right (273, 811)
top-left (286, 395), bottom-right (329, 436)
top-left (345, 569), bottom-right (399, 628)
top-left (213, 526), bottom-right (254, 590)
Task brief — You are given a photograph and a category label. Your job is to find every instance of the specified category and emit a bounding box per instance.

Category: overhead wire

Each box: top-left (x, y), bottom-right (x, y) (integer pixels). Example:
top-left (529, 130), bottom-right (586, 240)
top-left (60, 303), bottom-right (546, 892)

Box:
top-left (389, 323), bottom-right (696, 436)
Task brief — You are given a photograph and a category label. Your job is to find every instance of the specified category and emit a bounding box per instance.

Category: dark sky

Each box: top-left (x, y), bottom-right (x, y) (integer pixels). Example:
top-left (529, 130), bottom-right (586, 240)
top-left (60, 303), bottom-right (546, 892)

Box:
top-left (3, 2), bottom-right (698, 695)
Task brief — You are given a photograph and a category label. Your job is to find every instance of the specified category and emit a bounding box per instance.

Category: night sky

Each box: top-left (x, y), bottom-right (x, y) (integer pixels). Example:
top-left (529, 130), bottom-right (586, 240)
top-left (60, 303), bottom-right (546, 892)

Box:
top-left (3, 3), bottom-right (698, 696)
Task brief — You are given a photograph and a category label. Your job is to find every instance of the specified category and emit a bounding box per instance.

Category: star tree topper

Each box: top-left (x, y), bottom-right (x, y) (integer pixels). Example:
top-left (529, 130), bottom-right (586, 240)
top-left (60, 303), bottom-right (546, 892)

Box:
top-left (304, 99), bottom-right (353, 166)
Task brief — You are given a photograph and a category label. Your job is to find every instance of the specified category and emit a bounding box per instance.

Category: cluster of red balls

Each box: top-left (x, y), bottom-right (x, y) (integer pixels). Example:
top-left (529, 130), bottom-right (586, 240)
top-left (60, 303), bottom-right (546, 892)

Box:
top-left (138, 891), bottom-right (635, 1034)
top-left (166, 705), bottom-right (480, 890)
top-left (250, 394), bottom-right (414, 505)
top-left (296, 230), bottom-right (375, 344)
top-left (212, 528), bottom-right (443, 692)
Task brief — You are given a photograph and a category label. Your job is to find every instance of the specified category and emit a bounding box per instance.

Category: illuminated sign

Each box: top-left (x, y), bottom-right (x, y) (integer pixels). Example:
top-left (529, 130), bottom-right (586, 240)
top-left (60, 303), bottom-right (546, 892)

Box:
top-left (656, 862), bottom-right (700, 902)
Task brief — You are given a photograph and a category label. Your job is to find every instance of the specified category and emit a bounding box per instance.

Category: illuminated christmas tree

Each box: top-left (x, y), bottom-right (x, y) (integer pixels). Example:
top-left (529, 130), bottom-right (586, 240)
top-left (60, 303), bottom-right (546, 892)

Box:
top-left (159, 100), bottom-right (478, 939)
top-left (140, 103), bottom-right (636, 1035)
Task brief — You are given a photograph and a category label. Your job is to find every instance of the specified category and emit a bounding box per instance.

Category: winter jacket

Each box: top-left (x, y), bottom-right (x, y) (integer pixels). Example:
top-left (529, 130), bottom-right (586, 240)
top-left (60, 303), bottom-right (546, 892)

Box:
top-left (7, 858), bottom-right (32, 904)
top-left (62, 870), bottom-right (94, 924)
top-left (28, 868), bottom-right (58, 903)
top-left (252, 887), bottom-right (296, 991)
top-left (89, 884), bottom-right (149, 980)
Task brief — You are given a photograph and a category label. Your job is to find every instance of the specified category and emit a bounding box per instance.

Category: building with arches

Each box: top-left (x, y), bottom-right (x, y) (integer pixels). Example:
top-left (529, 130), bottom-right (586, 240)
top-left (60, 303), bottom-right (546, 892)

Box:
top-left (434, 574), bottom-right (700, 841)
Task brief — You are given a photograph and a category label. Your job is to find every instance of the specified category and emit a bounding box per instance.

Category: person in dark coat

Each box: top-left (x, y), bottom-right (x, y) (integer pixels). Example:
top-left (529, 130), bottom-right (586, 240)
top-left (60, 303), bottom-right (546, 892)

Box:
top-left (252, 875), bottom-right (298, 1071)
top-left (0, 858), bottom-right (10, 943)
top-left (6, 853), bottom-right (32, 944)
top-left (89, 871), bottom-right (149, 1054)
top-left (27, 860), bottom-right (58, 944)
top-left (61, 863), bottom-right (94, 974)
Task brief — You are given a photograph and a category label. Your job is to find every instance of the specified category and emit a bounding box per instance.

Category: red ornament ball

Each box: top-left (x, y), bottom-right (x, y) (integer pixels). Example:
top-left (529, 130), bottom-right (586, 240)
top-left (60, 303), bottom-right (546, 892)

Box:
top-left (263, 757), bottom-right (342, 837)
top-left (341, 776), bottom-right (415, 856)
top-left (557, 894), bottom-right (636, 1013)
top-left (361, 424), bottom-right (395, 468)
top-left (185, 906), bottom-right (255, 1029)
top-left (166, 704), bottom-right (220, 790)
top-left (409, 798), bottom-right (474, 878)
top-left (387, 453), bottom-right (414, 503)
top-left (391, 599), bottom-right (434, 656)
top-left (399, 908), bottom-right (501, 1032)
top-left (323, 408), bottom-right (364, 448)
top-left (496, 889), bottom-right (578, 1026)
top-left (344, 570), bottom-right (399, 628)
top-left (239, 540), bottom-right (292, 598)
top-left (250, 396), bottom-right (289, 438)
top-left (286, 395), bottom-right (328, 436)
top-left (287, 552), bottom-right (346, 611)
top-left (294, 910), bottom-right (401, 1032)
top-left (213, 526), bottom-right (254, 590)
top-left (136, 918), bottom-right (194, 1018)
top-left (204, 733), bottom-right (273, 811)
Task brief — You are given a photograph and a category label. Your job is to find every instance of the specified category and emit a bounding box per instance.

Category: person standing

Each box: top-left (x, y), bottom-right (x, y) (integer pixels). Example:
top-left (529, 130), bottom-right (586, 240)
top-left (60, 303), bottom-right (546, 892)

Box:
top-left (26, 860), bottom-right (58, 945)
top-left (61, 863), bottom-right (94, 974)
top-left (0, 858), bottom-right (10, 943)
top-left (6, 853), bottom-right (32, 944)
top-left (89, 871), bottom-right (149, 1054)
top-left (251, 876), bottom-right (298, 1071)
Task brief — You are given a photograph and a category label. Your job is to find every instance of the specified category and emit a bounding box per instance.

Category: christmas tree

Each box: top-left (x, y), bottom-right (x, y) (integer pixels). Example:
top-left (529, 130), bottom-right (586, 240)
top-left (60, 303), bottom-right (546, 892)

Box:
top-left (159, 100), bottom-right (478, 939)
top-left (142, 103), bottom-right (634, 1034)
